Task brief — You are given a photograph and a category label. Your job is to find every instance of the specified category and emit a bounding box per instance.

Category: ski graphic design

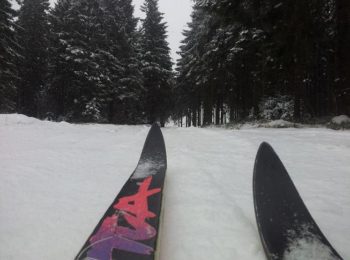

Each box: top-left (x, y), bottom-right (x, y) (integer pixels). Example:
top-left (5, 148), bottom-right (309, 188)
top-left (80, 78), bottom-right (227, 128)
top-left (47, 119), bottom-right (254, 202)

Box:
top-left (253, 142), bottom-right (342, 260)
top-left (76, 124), bottom-right (167, 260)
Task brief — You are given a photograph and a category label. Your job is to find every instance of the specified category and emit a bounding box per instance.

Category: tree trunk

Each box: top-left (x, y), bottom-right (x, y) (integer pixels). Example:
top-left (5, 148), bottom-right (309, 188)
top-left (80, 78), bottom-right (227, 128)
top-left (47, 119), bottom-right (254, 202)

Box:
top-left (203, 91), bottom-right (213, 126)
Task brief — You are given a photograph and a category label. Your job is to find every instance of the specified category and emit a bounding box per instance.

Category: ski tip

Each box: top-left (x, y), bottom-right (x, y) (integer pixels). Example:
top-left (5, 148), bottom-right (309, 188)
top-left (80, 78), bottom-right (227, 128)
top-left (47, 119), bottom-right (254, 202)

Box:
top-left (255, 142), bottom-right (281, 164)
top-left (257, 141), bottom-right (273, 155)
top-left (253, 142), bottom-right (283, 182)
top-left (255, 142), bottom-right (272, 166)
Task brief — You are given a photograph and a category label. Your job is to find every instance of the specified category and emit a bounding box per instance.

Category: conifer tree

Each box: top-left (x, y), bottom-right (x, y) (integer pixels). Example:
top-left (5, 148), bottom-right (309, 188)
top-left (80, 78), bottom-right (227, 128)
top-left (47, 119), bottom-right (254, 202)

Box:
top-left (175, 4), bottom-right (211, 126)
top-left (101, 0), bottom-right (144, 123)
top-left (17, 0), bottom-right (50, 117)
top-left (48, 0), bottom-right (120, 122)
top-left (176, 0), bottom-right (348, 125)
top-left (0, 0), bottom-right (20, 112)
top-left (140, 0), bottom-right (173, 126)
top-left (46, 0), bottom-right (73, 119)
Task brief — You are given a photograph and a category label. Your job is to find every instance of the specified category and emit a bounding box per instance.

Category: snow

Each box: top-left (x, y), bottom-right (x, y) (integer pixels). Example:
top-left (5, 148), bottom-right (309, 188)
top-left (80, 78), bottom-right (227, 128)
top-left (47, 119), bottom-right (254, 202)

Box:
top-left (263, 119), bottom-right (295, 128)
top-left (0, 114), bottom-right (349, 260)
top-left (284, 236), bottom-right (336, 260)
top-left (132, 159), bottom-right (165, 180)
top-left (283, 224), bottom-right (340, 260)
top-left (331, 115), bottom-right (350, 125)
top-left (0, 113), bottom-right (44, 125)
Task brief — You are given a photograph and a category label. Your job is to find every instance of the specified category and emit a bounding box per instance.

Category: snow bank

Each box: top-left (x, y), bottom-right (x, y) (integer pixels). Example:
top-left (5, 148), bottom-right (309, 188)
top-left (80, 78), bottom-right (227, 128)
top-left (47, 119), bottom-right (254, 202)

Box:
top-left (261, 119), bottom-right (295, 128)
top-left (0, 113), bottom-right (44, 125)
top-left (230, 119), bottom-right (296, 129)
top-left (331, 115), bottom-right (350, 125)
top-left (328, 115), bottom-right (350, 130)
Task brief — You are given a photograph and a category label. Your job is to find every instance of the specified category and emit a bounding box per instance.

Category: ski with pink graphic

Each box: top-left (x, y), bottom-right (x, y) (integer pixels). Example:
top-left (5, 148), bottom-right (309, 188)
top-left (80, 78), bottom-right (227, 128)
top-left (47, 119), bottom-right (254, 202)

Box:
top-left (76, 124), bottom-right (167, 260)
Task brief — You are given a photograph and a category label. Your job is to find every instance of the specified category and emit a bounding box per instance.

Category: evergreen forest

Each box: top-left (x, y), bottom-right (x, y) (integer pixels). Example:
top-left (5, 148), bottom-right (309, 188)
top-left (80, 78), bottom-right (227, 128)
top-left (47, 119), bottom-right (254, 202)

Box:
top-left (0, 0), bottom-right (349, 126)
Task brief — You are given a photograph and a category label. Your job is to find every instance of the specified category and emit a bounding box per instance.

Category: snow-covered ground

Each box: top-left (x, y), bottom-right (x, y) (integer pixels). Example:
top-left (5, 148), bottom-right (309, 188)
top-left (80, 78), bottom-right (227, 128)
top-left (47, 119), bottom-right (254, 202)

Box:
top-left (0, 114), bottom-right (349, 260)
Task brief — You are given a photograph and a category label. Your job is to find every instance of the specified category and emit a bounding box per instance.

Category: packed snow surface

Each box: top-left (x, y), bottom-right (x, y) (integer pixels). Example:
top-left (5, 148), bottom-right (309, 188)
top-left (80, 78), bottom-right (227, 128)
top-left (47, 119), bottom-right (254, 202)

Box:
top-left (0, 114), bottom-right (349, 260)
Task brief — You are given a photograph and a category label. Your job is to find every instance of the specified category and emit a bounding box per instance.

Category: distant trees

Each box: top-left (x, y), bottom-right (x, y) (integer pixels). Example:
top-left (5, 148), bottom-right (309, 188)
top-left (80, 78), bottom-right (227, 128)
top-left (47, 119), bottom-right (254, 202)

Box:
top-left (0, 0), bottom-right (173, 124)
top-left (1, 0), bottom-right (348, 125)
top-left (140, 0), bottom-right (173, 126)
top-left (335, 0), bottom-right (350, 115)
top-left (100, 0), bottom-right (144, 123)
top-left (46, 0), bottom-right (74, 120)
top-left (0, 0), bottom-right (20, 112)
top-left (46, 0), bottom-right (144, 122)
top-left (17, 0), bottom-right (50, 117)
top-left (174, 0), bottom-right (350, 126)
top-left (47, 0), bottom-right (119, 122)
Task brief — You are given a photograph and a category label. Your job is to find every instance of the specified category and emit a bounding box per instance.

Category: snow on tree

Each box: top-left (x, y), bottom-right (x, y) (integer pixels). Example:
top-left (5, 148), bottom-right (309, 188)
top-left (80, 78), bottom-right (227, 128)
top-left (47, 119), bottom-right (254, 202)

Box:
top-left (100, 0), bottom-right (144, 123)
top-left (175, 0), bottom-right (349, 126)
top-left (47, 0), bottom-right (119, 122)
top-left (259, 95), bottom-right (294, 121)
top-left (82, 97), bottom-right (101, 122)
top-left (46, 0), bottom-right (74, 119)
top-left (140, 0), bottom-right (173, 126)
top-left (46, 0), bottom-right (145, 123)
top-left (174, 4), bottom-right (211, 126)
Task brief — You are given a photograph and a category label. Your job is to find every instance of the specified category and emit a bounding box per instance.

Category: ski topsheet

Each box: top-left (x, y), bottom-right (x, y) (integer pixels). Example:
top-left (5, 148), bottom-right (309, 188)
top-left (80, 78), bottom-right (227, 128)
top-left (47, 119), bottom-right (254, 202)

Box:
top-left (76, 124), bottom-right (167, 260)
top-left (253, 142), bottom-right (342, 260)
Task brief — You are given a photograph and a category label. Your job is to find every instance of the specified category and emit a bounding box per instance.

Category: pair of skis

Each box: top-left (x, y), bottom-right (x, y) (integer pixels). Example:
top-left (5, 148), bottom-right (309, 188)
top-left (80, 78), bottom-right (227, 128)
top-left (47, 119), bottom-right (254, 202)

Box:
top-left (75, 125), bottom-right (342, 260)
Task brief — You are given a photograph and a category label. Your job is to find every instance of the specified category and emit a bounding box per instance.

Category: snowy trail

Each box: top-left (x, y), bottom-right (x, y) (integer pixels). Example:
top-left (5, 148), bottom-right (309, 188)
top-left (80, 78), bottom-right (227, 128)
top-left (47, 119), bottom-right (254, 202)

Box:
top-left (0, 115), bottom-right (349, 259)
top-left (162, 127), bottom-right (263, 259)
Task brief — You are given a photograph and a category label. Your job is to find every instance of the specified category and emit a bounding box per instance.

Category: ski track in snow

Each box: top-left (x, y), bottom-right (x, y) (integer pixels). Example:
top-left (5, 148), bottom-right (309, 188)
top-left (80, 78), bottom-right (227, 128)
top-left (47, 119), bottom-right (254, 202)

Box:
top-left (0, 114), bottom-right (349, 260)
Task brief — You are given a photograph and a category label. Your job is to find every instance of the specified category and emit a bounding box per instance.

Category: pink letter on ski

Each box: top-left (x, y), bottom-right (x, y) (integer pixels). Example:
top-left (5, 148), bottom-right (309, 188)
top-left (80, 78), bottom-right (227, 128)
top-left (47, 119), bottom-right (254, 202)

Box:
top-left (86, 176), bottom-right (161, 260)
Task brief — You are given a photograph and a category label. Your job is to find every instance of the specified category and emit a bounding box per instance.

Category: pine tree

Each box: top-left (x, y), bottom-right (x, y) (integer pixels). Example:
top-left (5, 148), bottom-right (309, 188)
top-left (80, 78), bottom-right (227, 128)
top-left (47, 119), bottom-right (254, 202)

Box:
top-left (17, 0), bottom-right (50, 117)
top-left (175, 4), bottom-right (212, 126)
top-left (68, 0), bottom-right (120, 122)
top-left (0, 0), bottom-right (20, 112)
top-left (140, 0), bottom-right (173, 126)
top-left (46, 0), bottom-right (145, 123)
top-left (46, 0), bottom-right (73, 119)
top-left (177, 0), bottom-right (347, 125)
top-left (47, 0), bottom-right (120, 122)
top-left (101, 0), bottom-right (144, 123)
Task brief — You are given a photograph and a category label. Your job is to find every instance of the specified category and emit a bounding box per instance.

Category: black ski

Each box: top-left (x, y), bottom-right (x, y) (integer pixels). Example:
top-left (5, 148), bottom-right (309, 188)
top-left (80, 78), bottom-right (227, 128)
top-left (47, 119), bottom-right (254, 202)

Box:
top-left (76, 124), bottom-right (167, 260)
top-left (253, 142), bottom-right (342, 260)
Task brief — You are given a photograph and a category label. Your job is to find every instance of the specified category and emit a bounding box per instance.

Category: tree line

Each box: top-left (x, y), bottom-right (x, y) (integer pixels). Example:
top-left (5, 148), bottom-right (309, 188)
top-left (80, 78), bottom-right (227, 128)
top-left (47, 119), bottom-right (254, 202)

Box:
top-left (0, 0), bottom-right (173, 125)
top-left (1, 0), bottom-right (349, 127)
top-left (174, 0), bottom-right (350, 126)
